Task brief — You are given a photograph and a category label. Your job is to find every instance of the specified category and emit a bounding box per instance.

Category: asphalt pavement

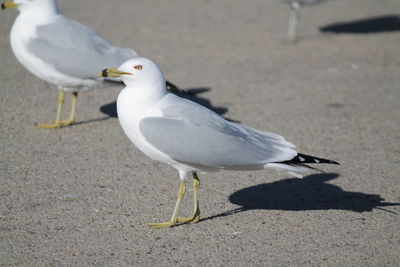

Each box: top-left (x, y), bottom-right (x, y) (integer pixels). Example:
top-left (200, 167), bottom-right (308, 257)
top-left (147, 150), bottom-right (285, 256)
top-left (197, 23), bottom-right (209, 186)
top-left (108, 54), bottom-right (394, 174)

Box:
top-left (1, 0), bottom-right (399, 265)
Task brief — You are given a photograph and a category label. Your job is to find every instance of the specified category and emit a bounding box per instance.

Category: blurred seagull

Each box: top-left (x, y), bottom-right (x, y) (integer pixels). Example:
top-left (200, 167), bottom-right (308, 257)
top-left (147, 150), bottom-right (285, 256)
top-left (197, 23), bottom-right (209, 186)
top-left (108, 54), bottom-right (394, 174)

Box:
top-left (284, 0), bottom-right (327, 42)
top-left (1, 0), bottom-right (182, 128)
top-left (100, 57), bottom-right (339, 228)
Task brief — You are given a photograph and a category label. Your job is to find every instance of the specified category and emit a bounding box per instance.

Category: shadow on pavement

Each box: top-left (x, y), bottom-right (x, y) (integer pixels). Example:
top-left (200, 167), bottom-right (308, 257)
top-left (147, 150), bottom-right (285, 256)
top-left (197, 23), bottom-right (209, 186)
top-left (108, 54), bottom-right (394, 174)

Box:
top-left (320, 15), bottom-right (400, 34)
top-left (68, 116), bottom-right (110, 127)
top-left (202, 173), bottom-right (399, 222)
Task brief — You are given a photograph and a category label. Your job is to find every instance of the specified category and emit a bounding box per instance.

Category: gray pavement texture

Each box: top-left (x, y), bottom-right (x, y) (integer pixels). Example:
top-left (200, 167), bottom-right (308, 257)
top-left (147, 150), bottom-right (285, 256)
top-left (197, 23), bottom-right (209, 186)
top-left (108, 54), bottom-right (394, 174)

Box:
top-left (1, 0), bottom-right (400, 266)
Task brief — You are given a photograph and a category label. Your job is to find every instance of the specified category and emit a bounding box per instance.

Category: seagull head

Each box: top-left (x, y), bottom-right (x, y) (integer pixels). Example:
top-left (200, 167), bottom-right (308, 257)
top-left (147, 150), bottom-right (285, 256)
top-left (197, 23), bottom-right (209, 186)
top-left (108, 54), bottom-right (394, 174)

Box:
top-left (1, 0), bottom-right (59, 13)
top-left (99, 57), bottom-right (166, 88)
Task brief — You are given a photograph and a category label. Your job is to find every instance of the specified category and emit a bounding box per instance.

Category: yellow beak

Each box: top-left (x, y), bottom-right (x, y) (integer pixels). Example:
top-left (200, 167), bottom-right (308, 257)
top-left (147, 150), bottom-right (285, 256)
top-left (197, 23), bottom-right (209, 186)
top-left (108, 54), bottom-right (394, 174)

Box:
top-left (1, 1), bottom-right (20, 9)
top-left (99, 67), bottom-right (132, 78)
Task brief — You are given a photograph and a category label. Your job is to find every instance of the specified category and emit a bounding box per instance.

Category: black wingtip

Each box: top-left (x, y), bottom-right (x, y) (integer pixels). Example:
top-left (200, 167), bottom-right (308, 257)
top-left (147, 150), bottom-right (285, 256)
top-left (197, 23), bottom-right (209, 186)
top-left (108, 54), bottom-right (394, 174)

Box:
top-left (282, 153), bottom-right (340, 165)
top-left (328, 159), bottom-right (340, 165)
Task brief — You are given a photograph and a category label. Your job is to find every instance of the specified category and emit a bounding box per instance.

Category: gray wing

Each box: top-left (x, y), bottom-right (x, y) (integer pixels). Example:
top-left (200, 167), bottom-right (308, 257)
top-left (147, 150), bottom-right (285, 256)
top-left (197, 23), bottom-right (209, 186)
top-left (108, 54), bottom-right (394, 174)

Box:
top-left (28, 16), bottom-right (137, 79)
top-left (139, 95), bottom-right (297, 167)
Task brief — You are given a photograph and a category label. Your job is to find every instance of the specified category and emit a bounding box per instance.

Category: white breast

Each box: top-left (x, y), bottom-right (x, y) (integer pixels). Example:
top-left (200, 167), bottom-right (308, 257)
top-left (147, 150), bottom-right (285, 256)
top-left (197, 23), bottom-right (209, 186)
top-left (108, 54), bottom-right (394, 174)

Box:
top-left (117, 88), bottom-right (166, 161)
top-left (116, 88), bottom-right (197, 172)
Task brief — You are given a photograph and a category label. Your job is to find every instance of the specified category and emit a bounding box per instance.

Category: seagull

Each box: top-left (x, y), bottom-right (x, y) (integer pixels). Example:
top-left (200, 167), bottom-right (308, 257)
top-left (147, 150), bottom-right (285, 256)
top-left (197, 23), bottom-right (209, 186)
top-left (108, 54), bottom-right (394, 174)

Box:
top-left (283, 0), bottom-right (327, 42)
top-left (1, 0), bottom-right (182, 128)
top-left (100, 57), bottom-right (339, 228)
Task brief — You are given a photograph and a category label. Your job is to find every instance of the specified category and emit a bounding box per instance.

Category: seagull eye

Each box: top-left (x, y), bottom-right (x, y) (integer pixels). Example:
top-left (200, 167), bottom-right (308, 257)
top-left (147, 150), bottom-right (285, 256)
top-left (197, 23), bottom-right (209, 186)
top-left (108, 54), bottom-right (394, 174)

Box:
top-left (134, 65), bottom-right (143, 70)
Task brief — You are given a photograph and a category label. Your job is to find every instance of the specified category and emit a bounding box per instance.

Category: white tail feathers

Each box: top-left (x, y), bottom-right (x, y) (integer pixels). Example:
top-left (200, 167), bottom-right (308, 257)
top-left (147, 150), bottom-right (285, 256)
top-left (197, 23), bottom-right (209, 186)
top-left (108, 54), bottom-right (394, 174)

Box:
top-left (265, 163), bottom-right (312, 178)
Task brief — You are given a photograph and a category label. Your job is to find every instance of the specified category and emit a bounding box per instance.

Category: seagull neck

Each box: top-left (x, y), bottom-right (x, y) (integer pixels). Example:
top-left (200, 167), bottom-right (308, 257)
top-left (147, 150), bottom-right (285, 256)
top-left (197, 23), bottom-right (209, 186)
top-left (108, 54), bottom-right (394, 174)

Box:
top-left (19, 4), bottom-right (60, 21)
top-left (125, 80), bottom-right (167, 103)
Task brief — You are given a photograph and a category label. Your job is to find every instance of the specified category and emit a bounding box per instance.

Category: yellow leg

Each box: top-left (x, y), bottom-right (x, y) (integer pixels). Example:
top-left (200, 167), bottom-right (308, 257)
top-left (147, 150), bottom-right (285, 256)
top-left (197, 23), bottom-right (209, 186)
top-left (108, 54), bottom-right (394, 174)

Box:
top-left (61, 92), bottom-right (78, 126)
top-left (287, 2), bottom-right (300, 43)
top-left (148, 181), bottom-right (187, 228)
top-left (36, 90), bottom-right (65, 129)
top-left (178, 173), bottom-right (201, 224)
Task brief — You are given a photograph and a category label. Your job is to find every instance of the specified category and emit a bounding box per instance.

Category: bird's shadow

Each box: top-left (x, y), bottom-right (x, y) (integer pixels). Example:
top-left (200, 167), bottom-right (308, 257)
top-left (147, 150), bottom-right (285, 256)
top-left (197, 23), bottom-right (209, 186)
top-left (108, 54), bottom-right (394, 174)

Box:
top-left (201, 173), bottom-right (399, 222)
top-left (320, 15), bottom-right (400, 34)
top-left (100, 87), bottom-right (240, 123)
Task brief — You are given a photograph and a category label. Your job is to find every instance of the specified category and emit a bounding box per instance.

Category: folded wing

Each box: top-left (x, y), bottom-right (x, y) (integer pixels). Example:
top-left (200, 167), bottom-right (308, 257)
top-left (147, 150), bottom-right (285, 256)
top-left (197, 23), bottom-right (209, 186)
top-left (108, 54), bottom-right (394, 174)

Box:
top-left (28, 17), bottom-right (137, 79)
top-left (139, 96), bottom-right (297, 168)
